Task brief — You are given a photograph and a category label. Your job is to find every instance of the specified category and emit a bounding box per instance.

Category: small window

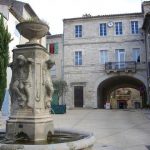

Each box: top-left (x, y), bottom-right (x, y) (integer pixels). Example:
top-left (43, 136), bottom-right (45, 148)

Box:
top-left (100, 23), bottom-right (107, 36)
top-left (50, 65), bottom-right (56, 77)
top-left (132, 48), bottom-right (140, 62)
top-left (115, 22), bottom-right (123, 35)
top-left (49, 43), bottom-right (59, 54)
top-left (75, 25), bottom-right (82, 38)
top-left (14, 21), bottom-right (20, 37)
top-left (75, 51), bottom-right (82, 65)
top-left (46, 44), bottom-right (49, 51)
top-left (115, 49), bottom-right (125, 62)
top-left (131, 21), bottom-right (139, 34)
top-left (100, 50), bottom-right (108, 64)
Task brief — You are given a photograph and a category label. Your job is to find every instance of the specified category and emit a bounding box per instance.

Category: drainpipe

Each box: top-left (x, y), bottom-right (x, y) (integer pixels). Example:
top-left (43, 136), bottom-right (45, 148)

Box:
top-left (61, 25), bottom-right (65, 104)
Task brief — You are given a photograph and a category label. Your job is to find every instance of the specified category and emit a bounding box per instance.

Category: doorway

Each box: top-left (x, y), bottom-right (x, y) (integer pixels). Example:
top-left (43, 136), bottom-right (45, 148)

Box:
top-left (74, 86), bottom-right (83, 107)
top-left (117, 100), bottom-right (127, 109)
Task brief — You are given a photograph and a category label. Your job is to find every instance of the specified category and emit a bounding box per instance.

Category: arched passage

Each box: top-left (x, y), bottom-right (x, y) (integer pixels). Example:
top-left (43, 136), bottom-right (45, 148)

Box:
top-left (97, 76), bottom-right (147, 108)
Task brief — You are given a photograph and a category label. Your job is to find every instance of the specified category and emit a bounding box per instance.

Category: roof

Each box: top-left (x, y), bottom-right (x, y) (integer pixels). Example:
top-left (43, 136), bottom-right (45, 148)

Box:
top-left (0, 0), bottom-right (38, 22)
top-left (63, 12), bottom-right (143, 22)
top-left (47, 34), bottom-right (63, 39)
top-left (142, 1), bottom-right (150, 5)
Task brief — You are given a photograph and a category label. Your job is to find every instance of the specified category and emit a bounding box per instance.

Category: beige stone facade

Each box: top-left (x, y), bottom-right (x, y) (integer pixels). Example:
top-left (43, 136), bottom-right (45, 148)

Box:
top-left (47, 1), bottom-right (150, 109)
top-left (47, 34), bottom-right (63, 80)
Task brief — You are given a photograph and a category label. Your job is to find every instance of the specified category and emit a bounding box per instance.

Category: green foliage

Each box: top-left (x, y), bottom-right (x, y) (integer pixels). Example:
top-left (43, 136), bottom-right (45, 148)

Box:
top-left (22, 17), bottom-right (49, 26)
top-left (0, 14), bottom-right (12, 109)
top-left (52, 80), bottom-right (68, 104)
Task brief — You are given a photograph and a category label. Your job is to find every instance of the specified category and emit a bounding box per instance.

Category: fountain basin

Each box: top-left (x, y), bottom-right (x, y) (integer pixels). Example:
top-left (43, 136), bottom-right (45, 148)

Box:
top-left (0, 128), bottom-right (95, 150)
top-left (16, 22), bottom-right (49, 43)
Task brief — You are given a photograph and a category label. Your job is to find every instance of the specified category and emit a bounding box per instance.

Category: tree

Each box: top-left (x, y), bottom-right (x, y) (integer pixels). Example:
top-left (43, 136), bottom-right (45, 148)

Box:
top-left (52, 80), bottom-right (68, 104)
top-left (0, 14), bottom-right (12, 109)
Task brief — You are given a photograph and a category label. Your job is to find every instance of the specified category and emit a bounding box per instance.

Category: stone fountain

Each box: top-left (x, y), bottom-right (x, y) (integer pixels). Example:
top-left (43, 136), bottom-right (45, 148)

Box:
top-left (0, 21), bottom-right (95, 150)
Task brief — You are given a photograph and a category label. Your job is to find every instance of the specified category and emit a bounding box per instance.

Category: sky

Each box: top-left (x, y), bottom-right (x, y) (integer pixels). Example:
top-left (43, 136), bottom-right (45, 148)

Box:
top-left (6, 0), bottom-right (150, 89)
top-left (18, 0), bottom-right (149, 34)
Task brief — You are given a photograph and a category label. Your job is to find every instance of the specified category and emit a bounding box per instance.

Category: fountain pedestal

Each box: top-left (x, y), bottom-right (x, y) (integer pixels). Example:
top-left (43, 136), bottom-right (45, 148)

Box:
top-left (6, 43), bottom-right (54, 141)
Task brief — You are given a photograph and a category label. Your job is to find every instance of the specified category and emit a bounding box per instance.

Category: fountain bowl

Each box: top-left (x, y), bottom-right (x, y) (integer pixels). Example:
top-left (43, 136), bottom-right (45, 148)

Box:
top-left (0, 128), bottom-right (95, 150)
top-left (16, 21), bottom-right (49, 43)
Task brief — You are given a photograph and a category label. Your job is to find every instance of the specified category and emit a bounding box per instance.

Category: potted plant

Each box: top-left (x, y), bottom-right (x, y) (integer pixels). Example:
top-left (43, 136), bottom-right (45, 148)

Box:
top-left (16, 17), bottom-right (49, 44)
top-left (51, 80), bottom-right (68, 114)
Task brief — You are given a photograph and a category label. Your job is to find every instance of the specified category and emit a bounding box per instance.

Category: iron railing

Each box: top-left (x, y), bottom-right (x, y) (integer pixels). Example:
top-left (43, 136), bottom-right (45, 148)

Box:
top-left (105, 61), bottom-right (136, 73)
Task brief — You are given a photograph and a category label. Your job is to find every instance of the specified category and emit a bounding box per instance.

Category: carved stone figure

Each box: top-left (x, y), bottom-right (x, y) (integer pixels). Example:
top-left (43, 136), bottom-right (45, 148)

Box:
top-left (43, 59), bottom-right (54, 108)
top-left (9, 55), bottom-right (33, 108)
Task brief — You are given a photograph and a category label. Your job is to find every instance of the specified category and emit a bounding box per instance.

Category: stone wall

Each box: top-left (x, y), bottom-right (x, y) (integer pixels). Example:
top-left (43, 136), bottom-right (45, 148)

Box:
top-left (63, 13), bottom-right (147, 108)
top-left (47, 2), bottom-right (150, 108)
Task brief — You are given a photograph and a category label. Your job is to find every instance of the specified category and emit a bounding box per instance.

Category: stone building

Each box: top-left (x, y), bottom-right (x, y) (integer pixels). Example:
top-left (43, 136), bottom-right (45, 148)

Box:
top-left (47, 1), bottom-right (150, 109)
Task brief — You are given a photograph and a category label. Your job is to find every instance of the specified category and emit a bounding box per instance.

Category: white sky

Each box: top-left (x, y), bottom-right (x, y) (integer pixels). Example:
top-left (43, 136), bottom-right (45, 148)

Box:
top-left (19, 0), bottom-right (149, 34)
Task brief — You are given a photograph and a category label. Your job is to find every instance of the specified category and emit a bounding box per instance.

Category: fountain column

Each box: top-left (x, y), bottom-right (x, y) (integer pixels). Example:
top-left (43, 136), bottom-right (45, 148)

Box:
top-left (6, 22), bottom-right (54, 141)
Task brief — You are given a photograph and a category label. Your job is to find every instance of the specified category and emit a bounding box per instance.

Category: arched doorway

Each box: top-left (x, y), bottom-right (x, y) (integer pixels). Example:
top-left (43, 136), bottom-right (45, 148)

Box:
top-left (97, 76), bottom-right (147, 108)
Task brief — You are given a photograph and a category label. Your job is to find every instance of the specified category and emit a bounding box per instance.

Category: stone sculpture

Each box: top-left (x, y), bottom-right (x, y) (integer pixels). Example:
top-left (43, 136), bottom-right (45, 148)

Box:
top-left (6, 21), bottom-right (54, 142)
top-left (9, 55), bottom-right (33, 108)
top-left (43, 59), bottom-right (54, 108)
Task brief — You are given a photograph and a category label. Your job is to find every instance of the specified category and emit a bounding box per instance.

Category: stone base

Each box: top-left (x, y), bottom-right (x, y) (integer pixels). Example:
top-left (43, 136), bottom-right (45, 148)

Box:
top-left (6, 115), bottom-right (54, 141)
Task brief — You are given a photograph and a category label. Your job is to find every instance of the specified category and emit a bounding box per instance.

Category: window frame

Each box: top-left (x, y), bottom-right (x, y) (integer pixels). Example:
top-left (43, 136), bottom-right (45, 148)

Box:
top-left (115, 49), bottom-right (125, 62)
top-left (131, 21), bottom-right (139, 34)
top-left (50, 64), bottom-right (56, 77)
top-left (100, 50), bottom-right (108, 64)
top-left (115, 22), bottom-right (123, 35)
top-left (132, 48), bottom-right (140, 62)
top-left (75, 25), bottom-right (82, 38)
top-left (74, 51), bottom-right (82, 66)
top-left (99, 23), bottom-right (107, 36)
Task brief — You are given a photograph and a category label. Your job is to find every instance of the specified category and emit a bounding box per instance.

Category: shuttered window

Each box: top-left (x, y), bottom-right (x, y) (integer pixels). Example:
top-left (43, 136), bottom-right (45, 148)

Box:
top-left (49, 43), bottom-right (59, 54)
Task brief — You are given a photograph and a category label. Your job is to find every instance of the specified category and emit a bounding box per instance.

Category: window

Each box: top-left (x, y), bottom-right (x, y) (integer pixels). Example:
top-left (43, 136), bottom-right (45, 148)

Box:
top-left (115, 22), bottom-right (123, 35)
top-left (75, 51), bottom-right (82, 65)
top-left (49, 43), bottom-right (59, 54)
top-left (132, 48), bottom-right (140, 62)
top-left (131, 21), bottom-right (139, 34)
top-left (115, 49), bottom-right (125, 69)
top-left (75, 25), bottom-right (82, 37)
top-left (14, 21), bottom-right (20, 37)
top-left (100, 50), bottom-right (108, 64)
top-left (100, 23), bottom-right (107, 36)
top-left (50, 65), bottom-right (56, 77)
top-left (46, 44), bottom-right (49, 51)
top-left (115, 49), bottom-right (125, 62)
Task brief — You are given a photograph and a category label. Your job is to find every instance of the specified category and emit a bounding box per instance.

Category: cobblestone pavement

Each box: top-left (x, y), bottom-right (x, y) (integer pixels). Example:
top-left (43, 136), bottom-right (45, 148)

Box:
top-left (53, 109), bottom-right (150, 150)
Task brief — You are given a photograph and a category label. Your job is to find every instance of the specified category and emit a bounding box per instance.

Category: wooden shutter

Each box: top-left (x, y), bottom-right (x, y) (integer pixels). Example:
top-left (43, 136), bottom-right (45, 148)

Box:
top-left (54, 43), bottom-right (58, 54)
top-left (50, 43), bottom-right (54, 54)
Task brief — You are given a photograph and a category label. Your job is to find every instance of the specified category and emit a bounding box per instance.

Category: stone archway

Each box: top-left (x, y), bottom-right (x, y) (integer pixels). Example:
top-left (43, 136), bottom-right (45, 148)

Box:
top-left (97, 75), bottom-right (147, 108)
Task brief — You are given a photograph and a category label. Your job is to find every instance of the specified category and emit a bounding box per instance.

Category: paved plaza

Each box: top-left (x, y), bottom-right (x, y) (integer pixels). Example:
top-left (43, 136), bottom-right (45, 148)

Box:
top-left (0, 109), bottom-right (150, 150)
top-left (53, 109), bottom-right (150, 150)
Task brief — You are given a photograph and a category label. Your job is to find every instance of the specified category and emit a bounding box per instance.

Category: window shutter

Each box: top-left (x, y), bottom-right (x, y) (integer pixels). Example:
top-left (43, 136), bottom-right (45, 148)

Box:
top-left (50, 43), bottom-right (54, 54)
top-left (54, 43), bottom-right (58, 54)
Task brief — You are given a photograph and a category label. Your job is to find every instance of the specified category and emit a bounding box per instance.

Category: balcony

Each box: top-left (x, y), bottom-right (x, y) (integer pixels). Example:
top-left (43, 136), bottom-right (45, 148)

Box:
top-left (105, 61), bottom-right (136, 73)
